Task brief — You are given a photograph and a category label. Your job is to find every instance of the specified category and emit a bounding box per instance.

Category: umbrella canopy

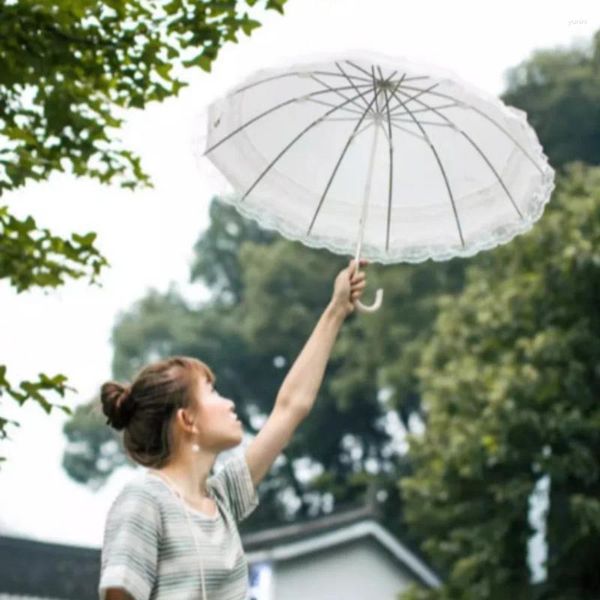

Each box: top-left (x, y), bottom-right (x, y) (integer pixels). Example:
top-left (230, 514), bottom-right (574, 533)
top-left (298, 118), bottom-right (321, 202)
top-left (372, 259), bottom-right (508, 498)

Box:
top-left (201, 50), bottom-right (555, 311)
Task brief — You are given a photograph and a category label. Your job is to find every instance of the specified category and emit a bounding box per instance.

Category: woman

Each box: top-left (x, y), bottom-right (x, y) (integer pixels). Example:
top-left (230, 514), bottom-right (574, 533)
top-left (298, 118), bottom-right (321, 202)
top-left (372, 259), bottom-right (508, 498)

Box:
top-left (98, 258), bottom-right (369, 600)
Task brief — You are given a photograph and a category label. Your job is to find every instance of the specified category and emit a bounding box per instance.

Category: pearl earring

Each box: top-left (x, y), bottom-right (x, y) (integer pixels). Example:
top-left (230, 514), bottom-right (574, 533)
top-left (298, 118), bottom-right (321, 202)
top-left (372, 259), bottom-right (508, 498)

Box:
top-left (191, 443), bottom-right (200, 453)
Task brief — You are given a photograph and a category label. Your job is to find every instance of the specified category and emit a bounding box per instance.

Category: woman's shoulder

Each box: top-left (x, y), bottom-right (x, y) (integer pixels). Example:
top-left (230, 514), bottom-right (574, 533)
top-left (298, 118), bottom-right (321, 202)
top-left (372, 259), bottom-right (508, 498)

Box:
top-left (108, 471), bottom-right (164, 514)
top-left (206, 453), bottom-right (260, 523)
top-left (102, 473), bottom-right (164, 542)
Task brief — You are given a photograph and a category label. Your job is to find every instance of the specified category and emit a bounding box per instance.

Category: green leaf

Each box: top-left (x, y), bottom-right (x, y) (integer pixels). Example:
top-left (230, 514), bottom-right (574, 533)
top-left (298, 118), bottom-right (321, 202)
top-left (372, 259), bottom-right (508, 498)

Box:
top-left (183, 52), bottom-right (213, 72)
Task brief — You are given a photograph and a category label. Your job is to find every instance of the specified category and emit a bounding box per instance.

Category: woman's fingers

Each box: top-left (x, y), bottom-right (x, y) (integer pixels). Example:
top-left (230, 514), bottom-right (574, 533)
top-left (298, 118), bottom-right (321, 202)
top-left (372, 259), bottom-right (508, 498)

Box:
top-left (351, 272), bottom-right (366, 280)
top-left (351, 284), bottom-right (366, 299)
top-left (350, 283), bottom-right (366, 301)
top-left (348, 258), bottom-right (368, 297)
top-left (349, 258), bottom-right (369, 268)
top-left (348, 258), bottom-right (370, 278)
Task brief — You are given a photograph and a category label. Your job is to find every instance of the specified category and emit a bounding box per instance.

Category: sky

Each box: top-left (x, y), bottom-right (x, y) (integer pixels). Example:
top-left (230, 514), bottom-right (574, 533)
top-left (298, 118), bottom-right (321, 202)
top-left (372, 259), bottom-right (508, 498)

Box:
top-left (0, 0), bottom-right (598, 564)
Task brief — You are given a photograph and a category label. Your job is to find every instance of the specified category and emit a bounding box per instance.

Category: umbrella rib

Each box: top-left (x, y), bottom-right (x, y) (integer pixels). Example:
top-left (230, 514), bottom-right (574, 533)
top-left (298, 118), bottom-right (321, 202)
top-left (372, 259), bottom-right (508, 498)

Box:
top-left (388, 86), bottom-right (466, 248)
top-left (204, 82), bottom-right (373, 155)
top-left (345, 59), bottom-right (379, 80)
top-left (390, 121), bottom-right (432, 143)
top-left (397, 75), bottom-right (431, 83)
top-left (310, 73), bottom-right (371, 113)
top-left (306, 88), bottom-right (384, 237)
top-left (303, 96), bottom-right (366, 116)
top-left (240, 88), bottom-right (374, 202)
top-left (391, 117), bottom-right (456, 127)
top-left (370, 66), bottom-right (381, 114)
top-left (321, 116), bottom-right (371, 122)
top-left (378, 66), bottom-right (404, 252)
top-left (388, 81), bottom-right (442, 109)
top-left (335, 62), bottom-right (375, 112)
top-left (381, 83), bottom-right (444, 143)
top-left (390, 101), bottom-right (460, 117)
top-left (380, 81), bottom-right (443, 121)
top-left (391, 87), bottom-right (524, 219)
top-left (388, 82), bottom-right (545, 175)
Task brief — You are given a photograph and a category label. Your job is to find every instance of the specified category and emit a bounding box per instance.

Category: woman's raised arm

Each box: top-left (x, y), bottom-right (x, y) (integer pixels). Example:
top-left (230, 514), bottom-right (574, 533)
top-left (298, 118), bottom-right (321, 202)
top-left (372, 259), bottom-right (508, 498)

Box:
top-left (244, 259), bottom-right (368, 489)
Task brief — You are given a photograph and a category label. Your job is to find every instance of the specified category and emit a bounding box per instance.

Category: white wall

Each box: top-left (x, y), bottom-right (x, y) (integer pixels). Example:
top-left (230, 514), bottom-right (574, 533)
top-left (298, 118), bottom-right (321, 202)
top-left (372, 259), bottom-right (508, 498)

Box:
top-left (273, 537), bottom-right (417, 600)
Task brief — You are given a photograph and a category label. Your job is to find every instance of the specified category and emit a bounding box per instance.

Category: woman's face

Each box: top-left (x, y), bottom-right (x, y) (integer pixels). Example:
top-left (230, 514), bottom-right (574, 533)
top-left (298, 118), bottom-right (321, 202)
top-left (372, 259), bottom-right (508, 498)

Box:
top-left (192, 373), bottom-right (243, 450)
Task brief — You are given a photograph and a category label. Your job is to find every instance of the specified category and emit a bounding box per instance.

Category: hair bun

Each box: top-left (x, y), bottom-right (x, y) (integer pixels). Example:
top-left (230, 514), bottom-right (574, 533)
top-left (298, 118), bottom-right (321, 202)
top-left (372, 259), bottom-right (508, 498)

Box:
top-left (100, 381), bottom-right (135, 430)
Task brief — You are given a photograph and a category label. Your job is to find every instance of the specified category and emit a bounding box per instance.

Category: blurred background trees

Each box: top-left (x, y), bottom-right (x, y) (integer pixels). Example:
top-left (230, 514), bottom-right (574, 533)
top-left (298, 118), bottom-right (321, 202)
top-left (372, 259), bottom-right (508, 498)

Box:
top-left (399, 162), bottom-right (600, 600)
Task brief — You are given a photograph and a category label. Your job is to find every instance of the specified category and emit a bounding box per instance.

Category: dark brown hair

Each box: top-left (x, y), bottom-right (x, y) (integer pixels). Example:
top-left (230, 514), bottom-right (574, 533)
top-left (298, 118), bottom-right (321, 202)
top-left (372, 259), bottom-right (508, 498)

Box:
top-left (100, 355), bottom-right (215, 468)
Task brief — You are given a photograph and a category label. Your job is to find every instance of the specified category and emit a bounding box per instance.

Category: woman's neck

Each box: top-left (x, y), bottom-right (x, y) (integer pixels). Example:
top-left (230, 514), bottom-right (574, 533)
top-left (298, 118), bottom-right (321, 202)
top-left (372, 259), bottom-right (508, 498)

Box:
top-left (153, 449), bottom-right (217, 501)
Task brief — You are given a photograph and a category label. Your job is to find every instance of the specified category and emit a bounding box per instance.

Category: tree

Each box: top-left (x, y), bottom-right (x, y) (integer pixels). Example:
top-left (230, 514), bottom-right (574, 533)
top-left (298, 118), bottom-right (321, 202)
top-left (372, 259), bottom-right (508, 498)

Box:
top-left (399, 162), bottom-right (600, 600)
top-left (501, 30), bottom-right (600, 171)
top-left (0, 0), bottom-right (288, 462)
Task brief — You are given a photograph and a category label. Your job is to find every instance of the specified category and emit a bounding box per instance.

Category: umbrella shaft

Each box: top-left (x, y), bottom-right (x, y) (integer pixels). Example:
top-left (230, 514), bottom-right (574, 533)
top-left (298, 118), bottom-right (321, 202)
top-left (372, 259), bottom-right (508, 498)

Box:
top-left (354, 120), bottom-right (380, 273)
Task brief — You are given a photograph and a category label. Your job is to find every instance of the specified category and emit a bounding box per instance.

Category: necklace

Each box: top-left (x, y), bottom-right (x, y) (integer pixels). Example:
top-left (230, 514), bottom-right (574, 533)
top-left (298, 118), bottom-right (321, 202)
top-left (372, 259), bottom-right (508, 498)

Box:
top-left (149, 470), bottom-right (209, 599)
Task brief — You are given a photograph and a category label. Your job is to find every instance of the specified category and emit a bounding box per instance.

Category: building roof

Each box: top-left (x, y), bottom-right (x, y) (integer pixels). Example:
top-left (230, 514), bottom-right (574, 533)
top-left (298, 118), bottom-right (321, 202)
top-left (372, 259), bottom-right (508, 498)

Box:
top-left (0, 535), bottom-right (100, 600)
top-left (243, 502), bottom-right (441, 588)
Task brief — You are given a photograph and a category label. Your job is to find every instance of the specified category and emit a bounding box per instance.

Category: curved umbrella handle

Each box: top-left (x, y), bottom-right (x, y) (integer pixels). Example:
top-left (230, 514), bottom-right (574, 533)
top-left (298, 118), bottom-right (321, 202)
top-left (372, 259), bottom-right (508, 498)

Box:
top-left (354, 287), bottom-right (384, 313)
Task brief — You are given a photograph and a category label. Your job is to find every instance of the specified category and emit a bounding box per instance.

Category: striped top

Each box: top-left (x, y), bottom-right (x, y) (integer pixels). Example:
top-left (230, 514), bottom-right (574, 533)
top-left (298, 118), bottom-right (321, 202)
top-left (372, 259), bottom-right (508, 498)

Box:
top-left (98, 452), bottom-right (260, 600)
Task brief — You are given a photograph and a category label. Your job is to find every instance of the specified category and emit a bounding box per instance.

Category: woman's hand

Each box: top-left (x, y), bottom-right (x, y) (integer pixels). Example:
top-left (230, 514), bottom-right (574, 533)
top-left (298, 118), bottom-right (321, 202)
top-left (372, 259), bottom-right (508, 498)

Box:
top-left (329, 258), bottom-right (369, 319)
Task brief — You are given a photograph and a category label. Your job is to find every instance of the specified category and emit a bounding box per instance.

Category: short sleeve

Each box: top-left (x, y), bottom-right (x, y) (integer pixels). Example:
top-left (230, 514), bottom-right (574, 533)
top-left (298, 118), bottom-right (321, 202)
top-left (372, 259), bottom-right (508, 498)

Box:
top-left (208, 452), bottom-right (259, 523)
top-left (98, 483), bottom-right (162, 600)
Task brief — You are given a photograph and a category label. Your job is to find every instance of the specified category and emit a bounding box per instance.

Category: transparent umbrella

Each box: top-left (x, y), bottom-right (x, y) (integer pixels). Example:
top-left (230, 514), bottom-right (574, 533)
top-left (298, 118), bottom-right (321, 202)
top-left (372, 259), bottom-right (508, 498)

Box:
top-left (199, 50), bottom-right (555, 313)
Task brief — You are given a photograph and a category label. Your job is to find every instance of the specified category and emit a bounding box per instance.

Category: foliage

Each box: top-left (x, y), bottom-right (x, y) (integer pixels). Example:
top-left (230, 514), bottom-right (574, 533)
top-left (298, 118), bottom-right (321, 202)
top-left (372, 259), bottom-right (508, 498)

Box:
top-left (0, 365), bottom-right (74, 466)
top-left (399, 163), bottom-right (600, 599)
top-left (0, 206), bottom-right (108, 292)
top-left (0, 0), bottom-right (287, 459)
top-left (502, 31), bottom-right (600, 170)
